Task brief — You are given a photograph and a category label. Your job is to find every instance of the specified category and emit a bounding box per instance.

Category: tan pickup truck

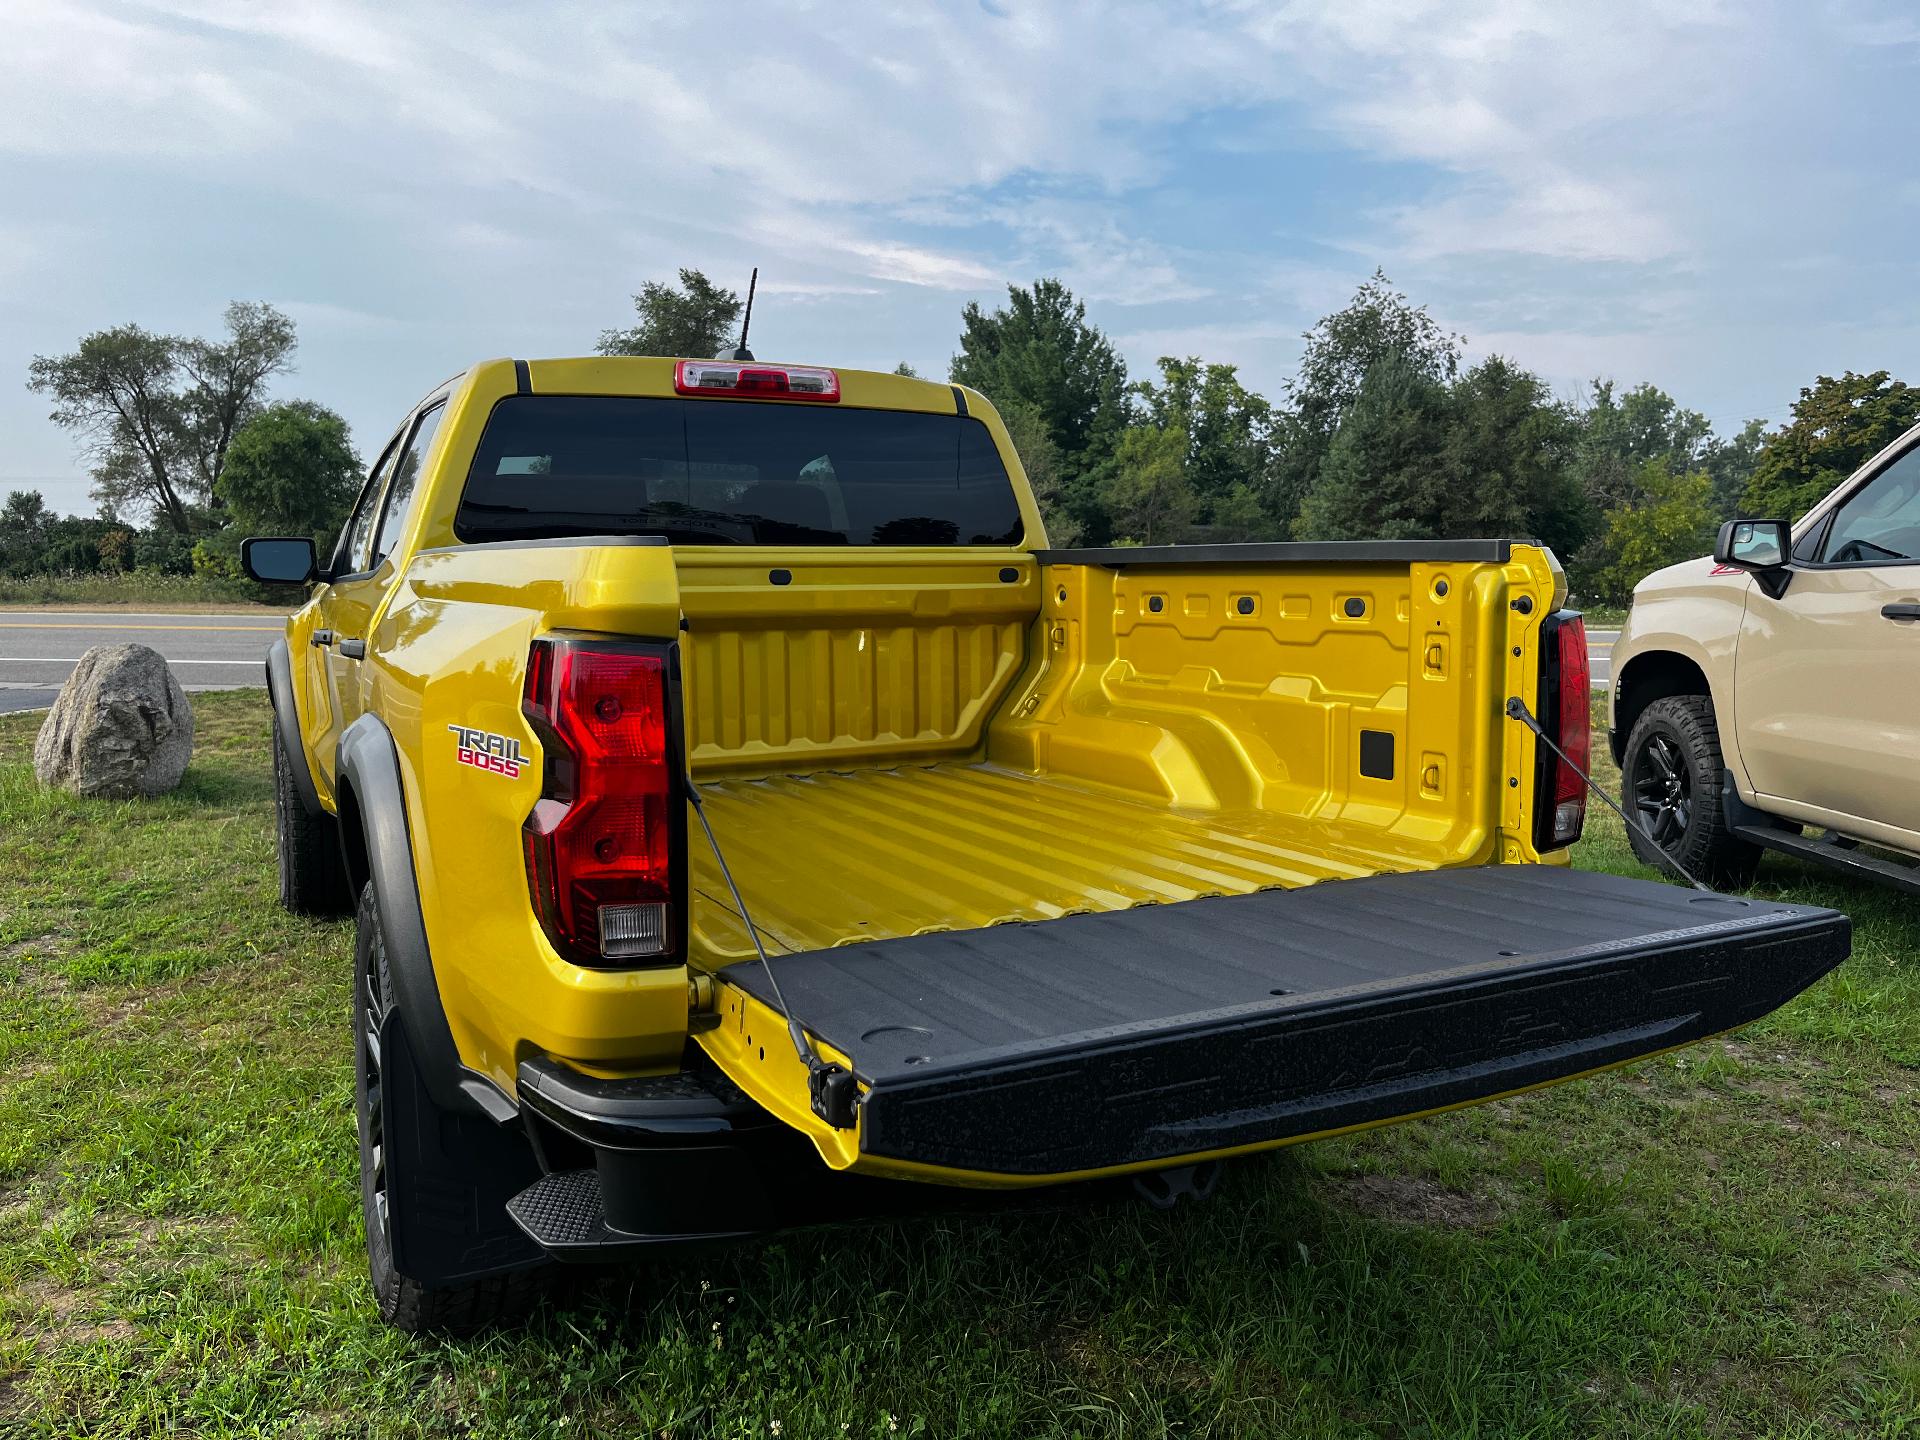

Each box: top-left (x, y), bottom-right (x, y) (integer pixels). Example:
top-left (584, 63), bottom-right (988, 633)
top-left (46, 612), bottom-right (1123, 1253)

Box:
top-left (1608, 422), bottom-right (1920, 892)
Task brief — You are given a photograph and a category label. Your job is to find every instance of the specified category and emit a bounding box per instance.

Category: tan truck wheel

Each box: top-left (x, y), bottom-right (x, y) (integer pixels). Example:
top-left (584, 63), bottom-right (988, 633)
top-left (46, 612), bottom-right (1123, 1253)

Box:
top-left (1621, 695), bottom-right (1762, 890)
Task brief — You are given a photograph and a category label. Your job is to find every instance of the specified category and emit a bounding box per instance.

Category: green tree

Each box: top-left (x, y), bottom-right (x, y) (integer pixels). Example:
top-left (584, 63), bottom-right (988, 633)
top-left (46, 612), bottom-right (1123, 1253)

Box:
top-left (1701, 416), bottom-right (1767, 519)
top-left (892, 361), bottom-right (921, 378)
top-left (950, 278), bottom-right (1131, 539)
top-left (997, 401), bottom-right (1079, 547)
top-left (215, 400), bottom-right (361, 542)
top-left (28, 324), bottom-right (192, 532)
top-left (1132, 357), bottom-right (1275, 527)
top-left (1572, 380), bottom-right (1710, 513)
top-left (0, 490), bottom-right (53, 575)
top-left (178, 301), bottom-right (298, 503)
top-left (1210, 482), bottom-right (1270, 541)
top-left (597, 268), bottom-right (743, 358)
top-left (27, 304), bottom-right (297, 532)
top-left (1296, 354), bottom-right (1455, 541)
top-left (1273, 271), bottom-right (1462, 527)
top-left (1585, 458), bottom-right (1715, 605)
top-left (1099, 423), bottom-right (1194, 544)
top-left (1444, 356), bottom-right (1589, 556)
top-left (1744, 370), bottom-right (1920, 520)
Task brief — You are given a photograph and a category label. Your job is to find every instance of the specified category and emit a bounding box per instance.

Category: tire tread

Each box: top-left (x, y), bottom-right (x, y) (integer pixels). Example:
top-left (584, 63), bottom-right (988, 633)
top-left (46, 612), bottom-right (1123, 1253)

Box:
top-left (1621, 694), bottom-right (1762, 890)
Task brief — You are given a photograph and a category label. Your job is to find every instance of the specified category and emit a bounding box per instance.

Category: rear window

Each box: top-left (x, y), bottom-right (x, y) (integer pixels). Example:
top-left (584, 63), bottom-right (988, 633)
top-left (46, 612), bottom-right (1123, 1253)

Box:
top-left (454, 396), bottom-right (1024, 547)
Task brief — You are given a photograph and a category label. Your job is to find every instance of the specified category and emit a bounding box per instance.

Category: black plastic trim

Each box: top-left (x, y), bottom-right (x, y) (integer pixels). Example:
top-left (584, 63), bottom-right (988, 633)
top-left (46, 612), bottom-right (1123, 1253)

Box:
top-left (1036, 539), bottom-right (1515, 568)
top-left (1731, 823), bottom-right (1920, 895)
top-left (517, 1056), bottom-right (774, 1150)
top-left (336, 714), bottom-right (496, 1119)
top-left (950, 384), bottom-right (969, 417)
top-left (263, 639), bottom-right (322, 817)
top-left (382, 1011), bottom-right (544, 1283)
top-left (414, 534), bottom-right (671, 557)
top-left (514, 358), bottom-right (532, 394)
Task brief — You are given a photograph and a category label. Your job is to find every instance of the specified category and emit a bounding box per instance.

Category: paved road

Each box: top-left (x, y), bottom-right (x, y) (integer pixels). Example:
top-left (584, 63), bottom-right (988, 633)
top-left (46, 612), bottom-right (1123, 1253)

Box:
top-left (1587, 630), bottom-right (1619, 689)
top-left (0, 610), bottom-right (1624, 716)
top-left (0, 611), bottom-right (286, 715)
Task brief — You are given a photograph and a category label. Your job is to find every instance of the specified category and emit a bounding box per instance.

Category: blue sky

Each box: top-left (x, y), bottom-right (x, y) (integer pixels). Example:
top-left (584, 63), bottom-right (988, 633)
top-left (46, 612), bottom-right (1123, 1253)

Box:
top-left (5, 0), bottom-right (1919, 516)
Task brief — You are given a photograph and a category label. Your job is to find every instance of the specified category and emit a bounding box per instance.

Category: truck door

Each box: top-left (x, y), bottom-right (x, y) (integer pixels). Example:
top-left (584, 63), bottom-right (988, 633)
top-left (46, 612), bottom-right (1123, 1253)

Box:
top-left (310, 401), bottom-right (446, 786)
top-left (1735, 438), bottom-right (1920, 848)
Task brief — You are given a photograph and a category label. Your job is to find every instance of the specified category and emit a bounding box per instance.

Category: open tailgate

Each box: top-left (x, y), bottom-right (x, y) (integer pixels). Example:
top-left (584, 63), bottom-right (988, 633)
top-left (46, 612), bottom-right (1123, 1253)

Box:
top-left (703, 867), bottom-right (1848, 1182)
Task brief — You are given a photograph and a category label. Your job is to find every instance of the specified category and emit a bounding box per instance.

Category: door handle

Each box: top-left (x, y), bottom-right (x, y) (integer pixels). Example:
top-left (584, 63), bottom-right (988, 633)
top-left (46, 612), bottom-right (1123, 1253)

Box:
top-left (310, 629), bottom-right (334, 648)
top-left (1883, 603), bottom-right (1920, 622)
top-left (338, 638), bottom-right (367, 660)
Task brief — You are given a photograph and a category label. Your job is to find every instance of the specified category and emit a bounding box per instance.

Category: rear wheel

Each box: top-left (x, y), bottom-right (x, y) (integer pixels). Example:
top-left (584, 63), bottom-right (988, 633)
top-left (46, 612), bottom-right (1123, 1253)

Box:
top-left (274, 730), bottom-right (351, 915)
top-left (1621, 695), bottom-right (1761, 890)
top-left (354, 883), bottom-right (552, 1333)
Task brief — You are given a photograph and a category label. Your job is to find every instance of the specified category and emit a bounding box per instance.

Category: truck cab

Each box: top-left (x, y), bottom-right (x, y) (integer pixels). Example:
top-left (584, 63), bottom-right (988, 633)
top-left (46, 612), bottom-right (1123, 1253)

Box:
top-left (1609, 422), bottom-right (1920, 891)
top-left (244, 356), bottom-right (1849, 1331)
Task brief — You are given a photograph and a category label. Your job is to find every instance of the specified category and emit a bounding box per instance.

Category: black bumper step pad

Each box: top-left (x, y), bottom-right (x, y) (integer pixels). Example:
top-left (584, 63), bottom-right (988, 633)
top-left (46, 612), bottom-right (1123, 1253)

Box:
top-left (725, 867), bottom-right (1848, 1176)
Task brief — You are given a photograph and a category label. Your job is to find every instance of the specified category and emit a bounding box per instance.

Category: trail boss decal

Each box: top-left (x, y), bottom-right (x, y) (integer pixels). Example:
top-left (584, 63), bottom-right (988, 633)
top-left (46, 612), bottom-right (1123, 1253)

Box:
top-left (448, 724), bottom-right (528, 779)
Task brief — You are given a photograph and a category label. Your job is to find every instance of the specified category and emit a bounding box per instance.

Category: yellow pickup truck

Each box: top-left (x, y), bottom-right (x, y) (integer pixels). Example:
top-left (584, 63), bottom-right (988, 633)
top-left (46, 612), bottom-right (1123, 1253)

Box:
top-left (242, 356), bottom-right (1849, 1332)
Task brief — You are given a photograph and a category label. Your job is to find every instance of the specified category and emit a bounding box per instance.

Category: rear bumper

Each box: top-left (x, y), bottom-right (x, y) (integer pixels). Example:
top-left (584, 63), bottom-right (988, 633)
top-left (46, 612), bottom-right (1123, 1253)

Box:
top-left (505, 1057), bottom-right (1049, 1256)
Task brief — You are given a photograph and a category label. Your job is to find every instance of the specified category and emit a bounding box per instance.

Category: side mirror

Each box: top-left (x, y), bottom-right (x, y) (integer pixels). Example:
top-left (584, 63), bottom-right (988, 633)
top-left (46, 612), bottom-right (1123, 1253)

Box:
top-left (241, 536), bottom-right (320, 585)
top-left (1714, 519), bottom-right (1791, 597)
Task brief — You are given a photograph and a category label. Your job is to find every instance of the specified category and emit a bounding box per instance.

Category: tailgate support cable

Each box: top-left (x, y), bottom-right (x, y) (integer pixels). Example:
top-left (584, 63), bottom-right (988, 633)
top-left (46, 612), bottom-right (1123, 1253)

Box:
top-left (1506, 696), bottom-right (1712, 892)
top-left (682, 768), bottom-right (860, 1130)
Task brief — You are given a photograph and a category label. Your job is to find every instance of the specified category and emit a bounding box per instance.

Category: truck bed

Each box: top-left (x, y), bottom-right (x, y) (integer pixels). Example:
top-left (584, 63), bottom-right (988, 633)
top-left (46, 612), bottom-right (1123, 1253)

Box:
top-left (689, 761), bottom-right (1436, 959)
top-left (723, 866), bottom-right (1848, 1176)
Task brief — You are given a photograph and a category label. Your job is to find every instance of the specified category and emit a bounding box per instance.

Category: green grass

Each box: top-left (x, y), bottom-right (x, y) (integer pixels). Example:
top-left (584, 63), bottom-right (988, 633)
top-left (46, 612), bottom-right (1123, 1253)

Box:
top-left (0, 572), bottom-right (288, 608)
top-left (1, 692), bottom-right (1915, 1438)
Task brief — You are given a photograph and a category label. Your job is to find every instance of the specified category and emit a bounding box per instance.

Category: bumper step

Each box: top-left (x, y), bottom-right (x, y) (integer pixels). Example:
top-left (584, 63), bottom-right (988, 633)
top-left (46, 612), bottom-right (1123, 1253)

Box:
top-left (506, 1169), bottom-right (756, 1260)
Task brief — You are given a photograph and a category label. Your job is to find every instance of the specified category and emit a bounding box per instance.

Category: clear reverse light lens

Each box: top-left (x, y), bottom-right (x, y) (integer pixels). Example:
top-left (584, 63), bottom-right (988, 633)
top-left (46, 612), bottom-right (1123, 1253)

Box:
top-left (598, 901), bottom-right (669, 959)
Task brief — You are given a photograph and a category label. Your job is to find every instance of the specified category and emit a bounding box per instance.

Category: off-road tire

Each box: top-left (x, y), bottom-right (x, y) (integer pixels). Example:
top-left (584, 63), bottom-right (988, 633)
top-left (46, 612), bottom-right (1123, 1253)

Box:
top-left (1621, 694), bottom-right (1762, 890)
top-left (354, 883), bottom-right (554, 1334)
top-left (274, 730), bottom-right (351, 915)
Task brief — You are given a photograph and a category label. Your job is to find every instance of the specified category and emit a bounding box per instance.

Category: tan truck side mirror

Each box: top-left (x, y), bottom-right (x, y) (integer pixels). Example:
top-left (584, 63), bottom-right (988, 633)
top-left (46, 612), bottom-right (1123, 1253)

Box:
top-left (1715, 519), bottom-right (1792, 596)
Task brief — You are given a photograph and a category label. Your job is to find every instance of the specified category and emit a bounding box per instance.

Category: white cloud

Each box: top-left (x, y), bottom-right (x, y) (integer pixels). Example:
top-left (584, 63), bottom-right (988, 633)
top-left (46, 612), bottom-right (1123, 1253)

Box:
top-left (3, 0), bottom-right (1919, 503)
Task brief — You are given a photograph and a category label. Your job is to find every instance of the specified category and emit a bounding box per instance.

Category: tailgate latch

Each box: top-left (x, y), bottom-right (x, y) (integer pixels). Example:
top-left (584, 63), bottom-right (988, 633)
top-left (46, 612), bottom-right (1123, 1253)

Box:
top-left (808, 1062), bottom-right (859, 1130)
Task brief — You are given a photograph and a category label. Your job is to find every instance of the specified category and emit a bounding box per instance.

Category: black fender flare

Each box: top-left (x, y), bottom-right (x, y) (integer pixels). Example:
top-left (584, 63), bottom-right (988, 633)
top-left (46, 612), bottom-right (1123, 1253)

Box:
top-left (264, 639), bottom-right (323, 816)
top-left (336, 713), bottom-right (515, 1123)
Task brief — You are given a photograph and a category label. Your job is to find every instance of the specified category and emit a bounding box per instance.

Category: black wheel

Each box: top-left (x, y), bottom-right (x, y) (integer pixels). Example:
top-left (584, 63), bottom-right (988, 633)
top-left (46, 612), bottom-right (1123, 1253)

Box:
top-left (354, 883), bottom-right (553, 1333)
top-left (275, 730), bottom-right (351, 915)
top-left (1621, 695), bottom-right (1760, 890)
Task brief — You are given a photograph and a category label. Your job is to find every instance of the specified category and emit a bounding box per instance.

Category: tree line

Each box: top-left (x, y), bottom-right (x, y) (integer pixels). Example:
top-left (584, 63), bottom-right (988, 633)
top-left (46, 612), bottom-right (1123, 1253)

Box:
top-left (13, 275), bottom-right (1917, 606)
top-left (7, 303), bottom-right (361, 586)
top-left (598, 268), bottom-right (1920, 603)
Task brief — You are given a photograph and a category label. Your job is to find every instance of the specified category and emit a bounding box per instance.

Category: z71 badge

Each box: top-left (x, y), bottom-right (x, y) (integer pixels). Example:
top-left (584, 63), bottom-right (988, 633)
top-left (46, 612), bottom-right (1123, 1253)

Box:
top-left (448, 724), bottom-right (528, 779)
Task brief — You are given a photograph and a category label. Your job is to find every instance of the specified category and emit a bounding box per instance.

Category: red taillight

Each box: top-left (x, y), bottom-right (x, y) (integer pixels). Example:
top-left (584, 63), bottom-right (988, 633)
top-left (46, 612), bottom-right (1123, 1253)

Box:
top-left (673, 359), bottom-right (840, 401)
top-left (521, 637), bottom-right (682, 966)
top-left (1535, 612), bottom-right (1589, 850)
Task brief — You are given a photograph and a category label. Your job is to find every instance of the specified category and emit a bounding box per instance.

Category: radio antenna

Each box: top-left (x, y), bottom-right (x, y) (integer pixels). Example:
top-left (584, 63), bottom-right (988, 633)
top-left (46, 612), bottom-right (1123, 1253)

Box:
top-left (735, 267), bottom-right (758, 361)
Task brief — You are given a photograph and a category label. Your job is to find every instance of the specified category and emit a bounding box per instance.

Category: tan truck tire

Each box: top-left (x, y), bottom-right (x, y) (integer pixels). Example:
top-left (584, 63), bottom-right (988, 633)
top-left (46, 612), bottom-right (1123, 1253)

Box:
top-left (1621, 695), bottom-right (1762, 890)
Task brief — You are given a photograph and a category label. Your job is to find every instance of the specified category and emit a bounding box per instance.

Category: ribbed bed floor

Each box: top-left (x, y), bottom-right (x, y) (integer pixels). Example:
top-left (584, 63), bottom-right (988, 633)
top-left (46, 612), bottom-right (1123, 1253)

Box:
top-left (688, 760), bottom-right (1436, 960)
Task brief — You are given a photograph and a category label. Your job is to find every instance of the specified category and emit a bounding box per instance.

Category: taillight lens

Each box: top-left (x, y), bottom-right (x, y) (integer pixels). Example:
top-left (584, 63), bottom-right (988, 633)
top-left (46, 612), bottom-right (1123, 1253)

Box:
top-left (521, 637), bottom-right (682, 966)
top-left (673, 360), bottom-right (840, 401)
top-left (1533, 611), bottom-right (1590, 851)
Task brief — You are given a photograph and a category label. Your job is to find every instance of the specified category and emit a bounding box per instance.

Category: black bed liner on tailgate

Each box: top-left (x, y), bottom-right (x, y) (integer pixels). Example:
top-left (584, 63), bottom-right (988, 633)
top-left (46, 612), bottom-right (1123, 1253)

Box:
top-left (725, 867), bottom-right (1848, 1176)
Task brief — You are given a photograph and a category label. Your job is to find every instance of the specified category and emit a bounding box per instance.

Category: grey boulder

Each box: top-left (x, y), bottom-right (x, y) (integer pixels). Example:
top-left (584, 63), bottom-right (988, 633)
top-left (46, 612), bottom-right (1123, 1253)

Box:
top-left (33, 643), bottom-right (195, 798)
